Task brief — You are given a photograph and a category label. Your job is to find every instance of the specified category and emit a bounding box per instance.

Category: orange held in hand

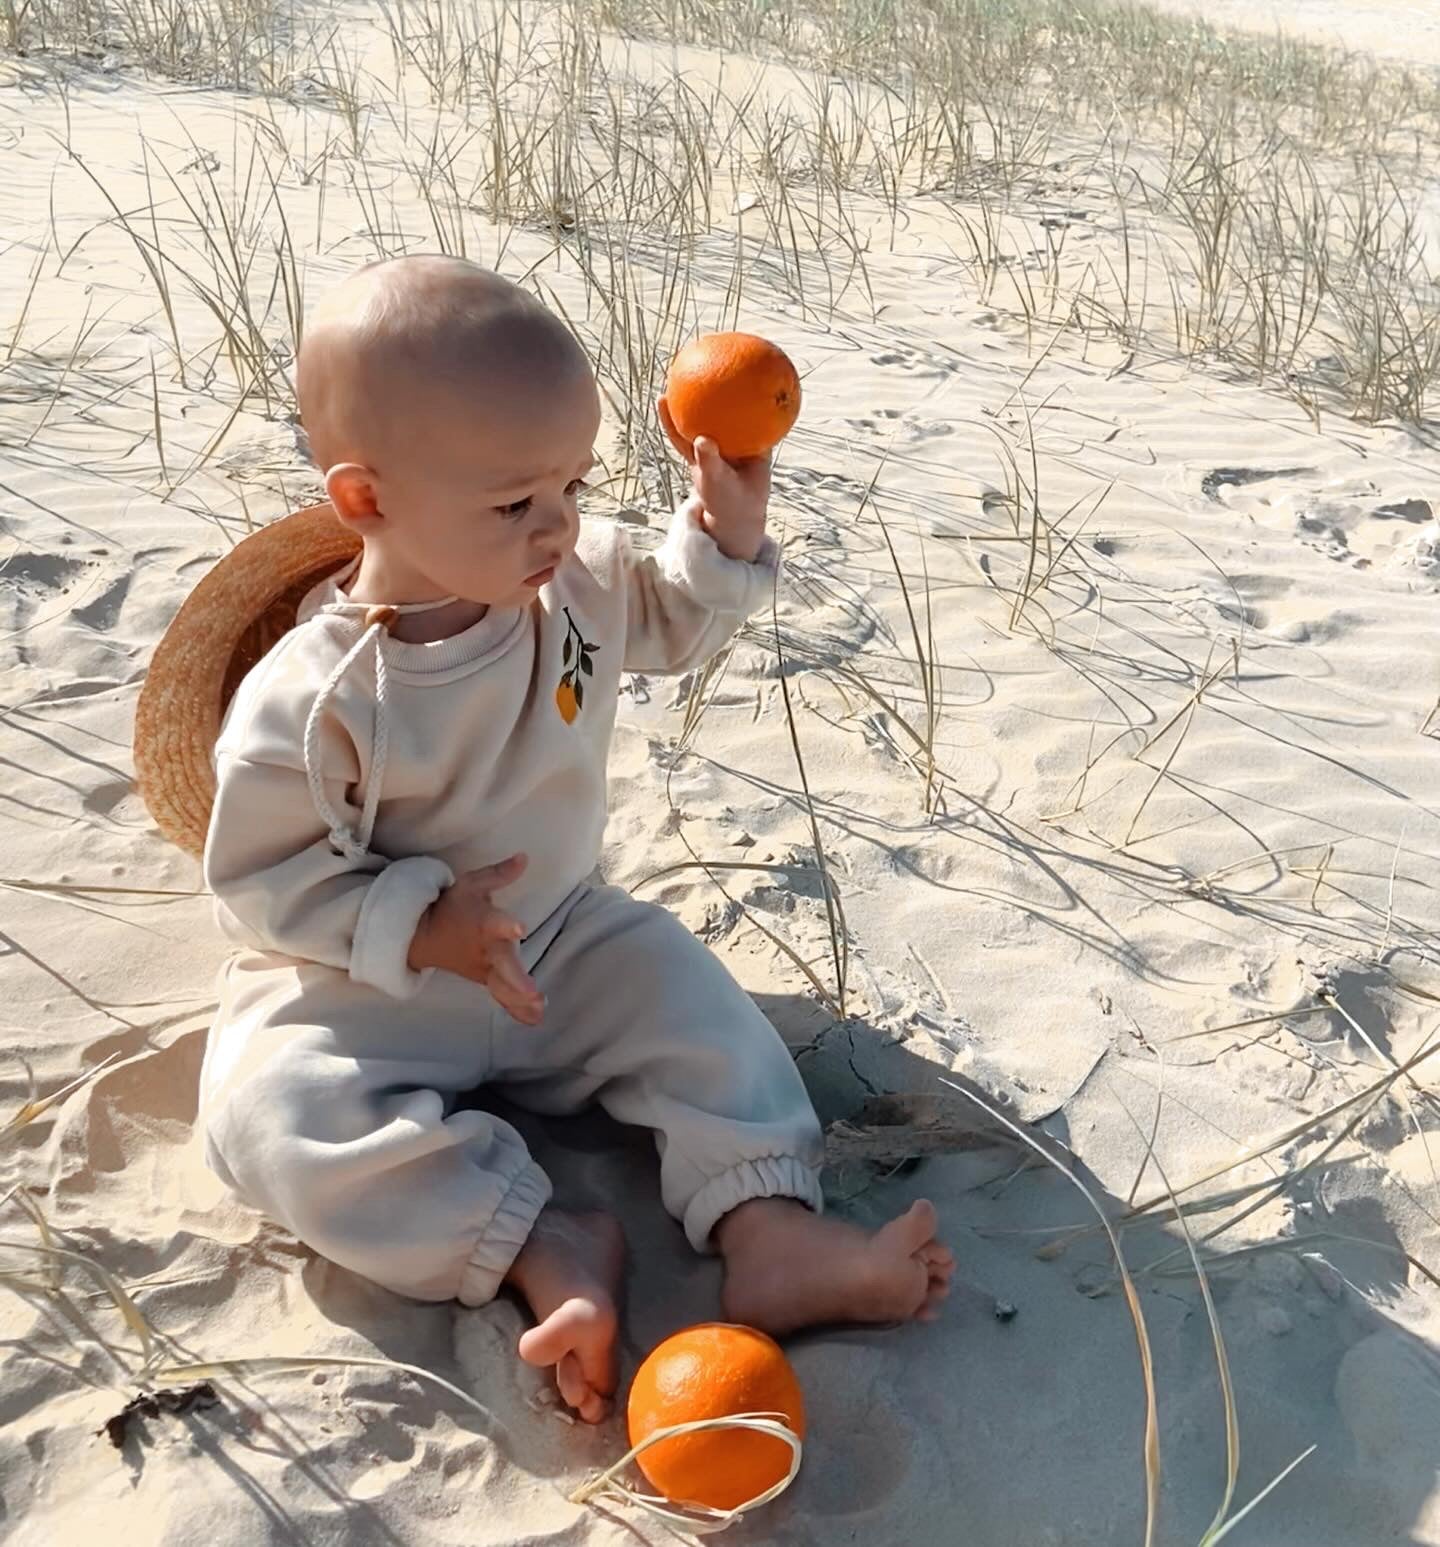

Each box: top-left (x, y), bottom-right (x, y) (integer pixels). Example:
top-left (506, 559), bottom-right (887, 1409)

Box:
top-left (626, 1322), bottom-right (806, 1512)
top-left (661, 332), bottom-right (801, 462)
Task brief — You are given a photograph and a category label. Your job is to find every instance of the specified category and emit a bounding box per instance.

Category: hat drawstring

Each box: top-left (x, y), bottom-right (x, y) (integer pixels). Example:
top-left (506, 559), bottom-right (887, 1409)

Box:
top-left (303, 586), bottom-right (458, 861)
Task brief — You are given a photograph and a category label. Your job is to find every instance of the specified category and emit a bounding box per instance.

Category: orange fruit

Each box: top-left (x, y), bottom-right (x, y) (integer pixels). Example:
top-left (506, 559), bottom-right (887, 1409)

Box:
top-left (555, 679), bottom-right (579, 723)
top-left (662, 332), bottom-right (801, 462)
top-left (626, 1323), bottom-right (805, 1512)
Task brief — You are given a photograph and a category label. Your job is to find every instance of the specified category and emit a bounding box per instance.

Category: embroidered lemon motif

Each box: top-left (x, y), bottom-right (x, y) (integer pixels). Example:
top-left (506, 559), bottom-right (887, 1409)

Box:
top-left (557, 607), bottom-right (596, 724)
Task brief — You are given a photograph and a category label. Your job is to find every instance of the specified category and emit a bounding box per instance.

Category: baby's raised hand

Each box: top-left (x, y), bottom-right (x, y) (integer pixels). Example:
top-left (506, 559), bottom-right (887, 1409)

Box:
top-left (658, 398), bottom-right (771, 564)
top-left (407, 854), bottom-right (545, 1025)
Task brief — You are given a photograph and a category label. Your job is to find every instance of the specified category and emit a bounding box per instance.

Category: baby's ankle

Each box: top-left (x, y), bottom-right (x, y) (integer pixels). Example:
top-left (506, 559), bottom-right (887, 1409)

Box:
top-left (714, 1195), bottom-right (812, 1256)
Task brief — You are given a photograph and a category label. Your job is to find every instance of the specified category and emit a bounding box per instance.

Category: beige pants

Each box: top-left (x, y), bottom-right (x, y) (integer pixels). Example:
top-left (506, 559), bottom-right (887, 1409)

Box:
top-left (200, 884), bottom-right (825, 1304)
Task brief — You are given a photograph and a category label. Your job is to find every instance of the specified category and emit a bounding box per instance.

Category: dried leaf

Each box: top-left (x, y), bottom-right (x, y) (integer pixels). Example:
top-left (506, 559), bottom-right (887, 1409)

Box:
top-left (98, 1382), bottom-right (220, 1449)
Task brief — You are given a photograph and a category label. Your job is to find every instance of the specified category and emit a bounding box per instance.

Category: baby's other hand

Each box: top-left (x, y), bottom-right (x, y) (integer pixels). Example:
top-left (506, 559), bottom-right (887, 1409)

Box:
top-left (407, 855), bottom-right (545, 1024)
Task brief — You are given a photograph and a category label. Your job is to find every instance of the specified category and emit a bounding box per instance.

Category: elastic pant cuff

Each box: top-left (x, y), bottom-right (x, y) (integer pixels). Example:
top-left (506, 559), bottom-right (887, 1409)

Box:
top-left (457, 1160), bottom-right (553, 1305)
top-left (684, 1155), bottom-right (825, 1253)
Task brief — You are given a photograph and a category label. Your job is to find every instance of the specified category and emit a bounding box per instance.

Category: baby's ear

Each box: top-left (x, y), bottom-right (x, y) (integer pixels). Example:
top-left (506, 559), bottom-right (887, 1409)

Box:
top-left (325, 463), bottom-right (382, 526)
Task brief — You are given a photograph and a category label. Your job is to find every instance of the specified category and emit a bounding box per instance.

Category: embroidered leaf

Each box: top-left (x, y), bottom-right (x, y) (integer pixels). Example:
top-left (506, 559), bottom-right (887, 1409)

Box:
top-left (563, 636), bottom-right (572, 664)
top-left (581, 654), bottom-right (593, 676)
top-left (575, 679), bottom-right (585, 709)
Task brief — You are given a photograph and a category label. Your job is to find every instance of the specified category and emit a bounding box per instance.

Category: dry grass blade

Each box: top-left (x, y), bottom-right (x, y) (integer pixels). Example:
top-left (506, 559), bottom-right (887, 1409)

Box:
top-left (1042, 1042), bottom-right (1440, 1260)
top-left (148, 347), bottom-right (168, 490)
top-left (940, 1078), bottom-right (1159, 1547)
top-left (1115, 1090), bottom-right (1239, 1540)
top-left (1135, 642), bottom-right (1237, 759)
top-left (7, 1186), bottom-right (61, 1293)
top-left (633, 859), bottom-right (830, 891)
top-left (1006, 399), bottom-right (1047, 633)
top-left (1158, 1004), bottom-right (1330, 1045)
top-left (1125, 1059), bottom-right (1167, 1207)
top-left (1321, 991), bottom-right (1440, 1121)
top-left (157, 1355), bottom-right (495, 1425)
top-left (1203, 1446), bottom-right (1318, 1545)
top-left (5, 234), bottom-right (49, 365)
top-left (1319, 991), bottom-right (1440, 1193)
top-left (0, 876), bottom-right (201, 898)
top-left (1123, 641), bottom-right (1238, 849)
top-left (1127, 1043), bottom-right (1437, 1228)
top-left (1, 1052), bottom-right (125, 1148)
top-left (1143, 1230), bottom-right (1440, 1295)
top-left (61, 146), bottom-right (184, 378)
top-left (570, 1412), bottom-right (802, 1531)
top-left (1130, 1054), bottom-right (1431, 1286)
top-left (770, 590), bottom-right (848, 1019)
top-left (868, 491), bottom-right (940, 814)
top-left (0, 1238), bottom-right (157, 1369)
top-left (652, 752), bottom-right (849, 1019)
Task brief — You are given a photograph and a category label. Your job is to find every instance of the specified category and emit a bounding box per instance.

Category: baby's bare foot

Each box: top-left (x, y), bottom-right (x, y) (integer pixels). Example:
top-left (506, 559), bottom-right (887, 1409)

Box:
top-left (716, 1198), bottom-right (954, 1336)
top-left (508, 1209), bottom-right (625, 1423)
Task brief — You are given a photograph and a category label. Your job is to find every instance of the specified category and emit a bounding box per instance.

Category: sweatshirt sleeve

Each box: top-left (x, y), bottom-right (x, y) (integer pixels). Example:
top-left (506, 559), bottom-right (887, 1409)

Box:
top-left (621, 497), bottom-right (780, 674)
top-left (202, 632), bottom-right (453, 999)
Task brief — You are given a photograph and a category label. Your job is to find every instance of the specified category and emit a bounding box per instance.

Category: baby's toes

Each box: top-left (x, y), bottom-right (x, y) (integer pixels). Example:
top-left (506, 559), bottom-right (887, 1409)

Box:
top-left (556, 1350), bottom-right (590, 1410)
top-left (919, 1242), bottom-right (956, 1284)
top-left (557, 1351), bottom-right (610, 1424)
top-left (917, 1273), bottom-right (951, 1321)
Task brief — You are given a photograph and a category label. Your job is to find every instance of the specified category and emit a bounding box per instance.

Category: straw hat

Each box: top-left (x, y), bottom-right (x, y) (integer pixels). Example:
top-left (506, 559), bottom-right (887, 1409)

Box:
top-left (133, 502), bottom-right (361, 858)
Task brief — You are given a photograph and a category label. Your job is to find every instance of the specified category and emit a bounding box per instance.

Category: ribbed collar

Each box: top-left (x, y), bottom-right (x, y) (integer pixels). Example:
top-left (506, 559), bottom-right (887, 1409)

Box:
top-left (299, 566), bottom-right (530, 681)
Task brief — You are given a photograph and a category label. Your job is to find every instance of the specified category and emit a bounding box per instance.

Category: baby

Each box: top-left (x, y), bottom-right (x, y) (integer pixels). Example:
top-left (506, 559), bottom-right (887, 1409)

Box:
top-left (198, 255), bottom-right (953, 1422)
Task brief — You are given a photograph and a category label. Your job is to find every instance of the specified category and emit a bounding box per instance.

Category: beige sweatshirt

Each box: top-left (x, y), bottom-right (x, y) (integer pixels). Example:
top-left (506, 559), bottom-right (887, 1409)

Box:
top-left (203, 500), bottom-right (777, 999)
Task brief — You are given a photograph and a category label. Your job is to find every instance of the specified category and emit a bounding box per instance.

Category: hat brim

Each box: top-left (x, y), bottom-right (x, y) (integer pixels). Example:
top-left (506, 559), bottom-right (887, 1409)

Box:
top-left (133, 503), bottom-right (362, 858)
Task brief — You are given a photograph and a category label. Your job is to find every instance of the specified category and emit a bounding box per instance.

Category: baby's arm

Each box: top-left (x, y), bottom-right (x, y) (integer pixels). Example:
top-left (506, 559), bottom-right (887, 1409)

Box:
top-left (618, 439), bottom-right (778, 675)
top-left (203, 638), bottom-right (451, 999)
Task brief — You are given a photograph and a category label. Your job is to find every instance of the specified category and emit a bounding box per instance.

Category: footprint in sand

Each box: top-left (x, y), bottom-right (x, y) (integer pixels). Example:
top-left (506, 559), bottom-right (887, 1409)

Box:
top-left (1201, 465), bottom-right (1316, 502)
top-left (899, 416), bottom-right (954, 443)
top-left (72, 571), bottom-right (131, 631)
top-left (778, 1344), bottom-right (920, 1517)
top-left (1372, 498), bottom-right (1432, 523)
top-left (1406, 522), bottom-right (1440, 577)
top-left (802, 1398), bottom-right (914, 1516)
top-left (3, 551), bottom-right (90, 606)
top-left (1335, 1327), bottom-right (1440, 1491)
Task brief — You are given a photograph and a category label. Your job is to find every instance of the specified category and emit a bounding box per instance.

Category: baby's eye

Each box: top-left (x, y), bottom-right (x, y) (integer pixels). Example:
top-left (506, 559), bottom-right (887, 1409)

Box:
top-left (498, 497), bottom-right (532, 519)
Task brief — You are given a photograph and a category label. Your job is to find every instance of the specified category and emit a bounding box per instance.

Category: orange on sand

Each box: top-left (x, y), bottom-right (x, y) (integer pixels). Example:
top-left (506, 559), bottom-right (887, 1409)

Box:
top-left (662, 332), bottom-right (801, 462)
top-left (626, 1323), bottom-right (806, 1513)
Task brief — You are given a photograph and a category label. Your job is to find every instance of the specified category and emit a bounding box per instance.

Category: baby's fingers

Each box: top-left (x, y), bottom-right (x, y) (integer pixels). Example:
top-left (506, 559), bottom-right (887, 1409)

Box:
top-left (477, 906), bottom-right (525, 945)
top-left (466, 853), bottom-right (528, 894)
top-left (488, 943), bottom-right (545, 1026)
top-left (693, 436), bottom-right (770, 499)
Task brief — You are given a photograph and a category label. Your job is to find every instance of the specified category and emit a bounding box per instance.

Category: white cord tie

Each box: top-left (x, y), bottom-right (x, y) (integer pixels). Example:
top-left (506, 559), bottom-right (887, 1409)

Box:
top-left (302, 586), bottom-right (458, 859)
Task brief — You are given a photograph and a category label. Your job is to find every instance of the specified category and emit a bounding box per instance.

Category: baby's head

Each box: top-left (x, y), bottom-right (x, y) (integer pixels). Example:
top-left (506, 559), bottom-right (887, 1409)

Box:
top-left (297, 255), bottom-right (600, 607)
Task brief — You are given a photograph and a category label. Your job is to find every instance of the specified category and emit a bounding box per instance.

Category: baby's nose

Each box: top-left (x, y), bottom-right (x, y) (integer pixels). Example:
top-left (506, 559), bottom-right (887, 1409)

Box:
top-left (540, 498), bottom-right (579, 544)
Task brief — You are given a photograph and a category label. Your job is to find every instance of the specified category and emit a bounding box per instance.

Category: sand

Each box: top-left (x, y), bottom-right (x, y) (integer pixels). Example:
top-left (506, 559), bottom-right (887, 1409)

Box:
top-left (2, 3), bottom-right (1439, 1544)
top-left (1142, 0), bottom-right (1440, 69)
